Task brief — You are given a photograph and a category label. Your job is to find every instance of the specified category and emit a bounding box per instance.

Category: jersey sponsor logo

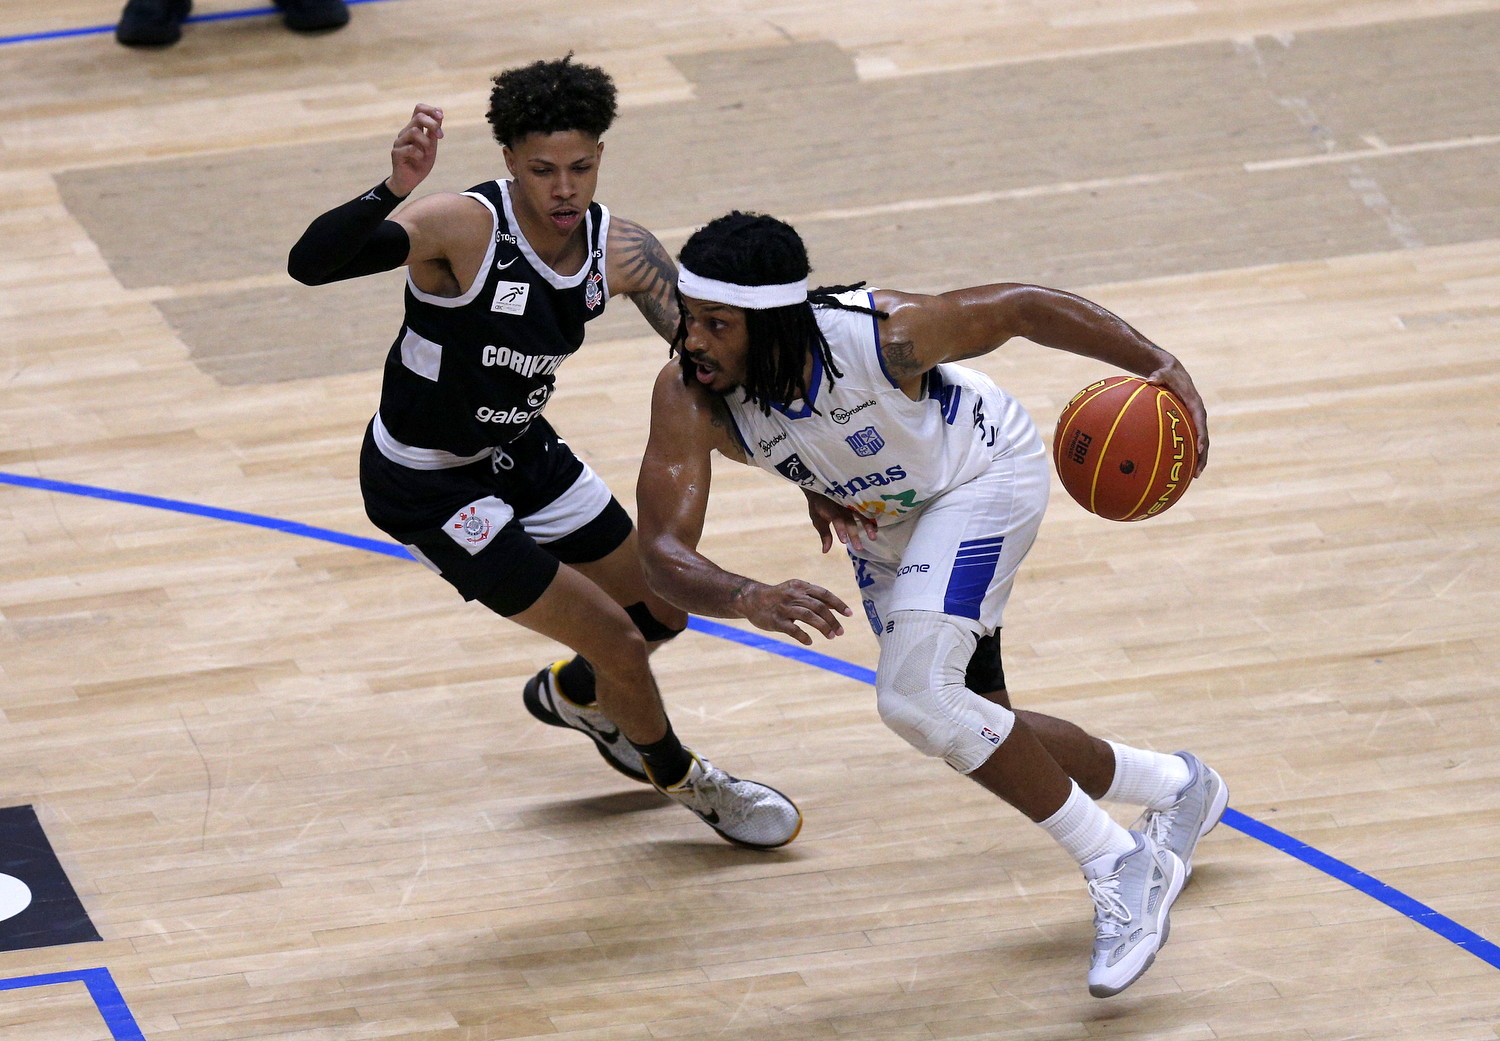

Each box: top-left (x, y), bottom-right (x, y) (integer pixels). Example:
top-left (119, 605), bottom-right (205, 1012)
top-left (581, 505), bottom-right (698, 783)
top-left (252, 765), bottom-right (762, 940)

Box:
top-left (897, 563), bottom-right (930, 575)
top-left (527, 385), bottom-right (552, 408)
top-left (774, 453), bottom-right (818, 485)
top-left (480, 343), bottom-right (569, 378)
top-left (475, 404), bottom-right (542, 425)
top-left (820, 464), bottom-right (908, 500)
top-left (584, 270), bottom-right (604, 311)
top-left (495, 256), bottom-right (519, 270)
top-left (757, 431), bottom-right (788, 456)
top-left (830, 399), bottom-right (876, 424)
top-left (876, 489), bottom-right (925, 514)
top-left (844, 426), bottom-right (884, 457)
top-left (491, 280), bottom-right (530, 315)
top-left (444, 497), bottom-right (515, 555)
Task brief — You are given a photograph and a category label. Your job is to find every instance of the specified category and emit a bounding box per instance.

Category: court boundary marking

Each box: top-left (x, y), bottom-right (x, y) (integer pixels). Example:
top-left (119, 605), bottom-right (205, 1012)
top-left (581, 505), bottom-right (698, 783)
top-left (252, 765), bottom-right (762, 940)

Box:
top-left (0, 968), bottom-right (145, 1041)
top-left (2, 468), bottom-right (1496, 975)
top-left (0, 0), bottom-right (398, 47)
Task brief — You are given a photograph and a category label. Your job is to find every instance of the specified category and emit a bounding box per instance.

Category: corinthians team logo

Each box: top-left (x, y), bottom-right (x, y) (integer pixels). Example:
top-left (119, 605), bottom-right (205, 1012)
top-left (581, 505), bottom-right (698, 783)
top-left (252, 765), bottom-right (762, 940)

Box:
top-left (453, 507), bottom-right (491, 546)
top-left (443, 497), bottom-right (514, 555)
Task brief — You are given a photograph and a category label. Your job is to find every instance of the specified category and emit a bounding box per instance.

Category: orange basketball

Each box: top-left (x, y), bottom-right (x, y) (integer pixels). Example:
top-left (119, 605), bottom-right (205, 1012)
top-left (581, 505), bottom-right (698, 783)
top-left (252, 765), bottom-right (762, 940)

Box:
top-left (1052, 376), bottom-right (1198, 521)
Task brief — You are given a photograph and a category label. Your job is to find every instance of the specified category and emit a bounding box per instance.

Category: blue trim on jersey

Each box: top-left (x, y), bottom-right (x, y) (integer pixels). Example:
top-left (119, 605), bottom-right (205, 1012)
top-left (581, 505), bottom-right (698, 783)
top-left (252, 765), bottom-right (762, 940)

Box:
top-left (943, 536), bottom-right (1005, 619)
top-left (865, 291), bottom-right (901, 389)
top-left (929, 369), bottom-right (963, 424)
top-left (770, 347), bottom-right (823, 419)
top-left (943, 384), bottom-right (963, 424)
top-left (722, 403), bottom-right (752, 457)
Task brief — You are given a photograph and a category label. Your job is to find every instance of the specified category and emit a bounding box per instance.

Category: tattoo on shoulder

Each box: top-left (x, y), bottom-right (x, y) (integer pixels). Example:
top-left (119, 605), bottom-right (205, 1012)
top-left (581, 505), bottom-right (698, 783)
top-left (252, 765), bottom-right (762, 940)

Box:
top-left (615, 219), bottom-right (680, 342)
top-left (882, 338), bottom-right (922, 379)
top-left (708, 395), bottom-right (748, 463)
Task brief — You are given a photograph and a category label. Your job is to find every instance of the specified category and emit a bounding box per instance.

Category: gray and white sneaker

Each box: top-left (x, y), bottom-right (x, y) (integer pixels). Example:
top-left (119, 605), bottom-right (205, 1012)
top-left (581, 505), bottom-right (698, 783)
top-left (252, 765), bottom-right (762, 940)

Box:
top-left (522, 661), bottom-right (650, 783)
top-left (1135, 751), bottom-right (1228, 881)
top-left (1085, 832), bottom-right (1186, 998)
top-left (651, 753), bottom-right (803, 850)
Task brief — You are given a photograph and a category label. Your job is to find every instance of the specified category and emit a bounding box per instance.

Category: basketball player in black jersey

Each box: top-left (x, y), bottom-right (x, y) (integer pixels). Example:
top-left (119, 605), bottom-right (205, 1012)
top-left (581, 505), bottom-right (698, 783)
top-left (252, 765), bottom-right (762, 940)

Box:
top-left (288, 56), bottom-right (801, 850)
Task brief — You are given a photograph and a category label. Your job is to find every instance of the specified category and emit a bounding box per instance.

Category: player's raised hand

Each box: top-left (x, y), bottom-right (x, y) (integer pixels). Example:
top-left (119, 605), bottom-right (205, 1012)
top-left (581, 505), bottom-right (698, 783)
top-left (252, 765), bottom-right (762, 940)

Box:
top-left (389, 104), bottom-right (444, 198)
top-left (735, 579), bottom-right (852, 645)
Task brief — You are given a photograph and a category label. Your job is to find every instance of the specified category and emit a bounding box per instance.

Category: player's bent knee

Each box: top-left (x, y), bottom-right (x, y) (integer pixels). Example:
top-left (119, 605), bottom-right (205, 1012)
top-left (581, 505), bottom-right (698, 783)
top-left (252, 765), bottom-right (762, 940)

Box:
top-left (875, 611), bottom-right (1017, 773)
top-left (625, 601), bottom-right (686, 643)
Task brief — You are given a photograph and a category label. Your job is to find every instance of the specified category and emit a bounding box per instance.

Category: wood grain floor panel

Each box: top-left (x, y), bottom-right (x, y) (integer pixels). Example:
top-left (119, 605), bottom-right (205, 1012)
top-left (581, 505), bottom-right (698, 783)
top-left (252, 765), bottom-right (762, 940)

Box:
top-left (2, 2), bottom-right (1498, 1039)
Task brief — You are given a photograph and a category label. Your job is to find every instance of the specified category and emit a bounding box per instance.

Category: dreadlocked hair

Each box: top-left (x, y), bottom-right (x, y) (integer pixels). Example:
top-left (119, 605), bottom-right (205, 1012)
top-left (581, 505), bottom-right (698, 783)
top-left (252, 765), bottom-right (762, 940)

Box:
top-left (674, 213), bottom-right (889, 413)
top-left (486, 53), bottom-right (617, 147)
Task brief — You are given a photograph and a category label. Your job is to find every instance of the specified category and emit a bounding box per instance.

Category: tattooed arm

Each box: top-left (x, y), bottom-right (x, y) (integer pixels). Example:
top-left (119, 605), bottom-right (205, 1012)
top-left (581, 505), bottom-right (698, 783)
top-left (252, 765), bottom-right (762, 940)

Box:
top-left (606, 216), bottom-right (681, 343)
top-left (872, 283), bottom-right (1209, 470)
top-left (635, 363), bottom-right (851, 644)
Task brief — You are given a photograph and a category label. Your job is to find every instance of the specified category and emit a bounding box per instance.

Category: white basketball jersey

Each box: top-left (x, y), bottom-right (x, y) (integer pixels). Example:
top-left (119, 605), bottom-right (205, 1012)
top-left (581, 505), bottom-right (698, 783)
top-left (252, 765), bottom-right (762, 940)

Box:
top-left (723, 290), bottom-right (1044, 525)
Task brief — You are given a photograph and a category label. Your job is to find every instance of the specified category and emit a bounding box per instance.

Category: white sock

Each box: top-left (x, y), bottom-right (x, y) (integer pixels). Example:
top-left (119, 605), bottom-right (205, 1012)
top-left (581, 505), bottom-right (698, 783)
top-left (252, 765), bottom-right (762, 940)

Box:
top-left (1102, 741), bottom-right (1192, 810)
top-left (1038, 781), bottom-right (1135, 870)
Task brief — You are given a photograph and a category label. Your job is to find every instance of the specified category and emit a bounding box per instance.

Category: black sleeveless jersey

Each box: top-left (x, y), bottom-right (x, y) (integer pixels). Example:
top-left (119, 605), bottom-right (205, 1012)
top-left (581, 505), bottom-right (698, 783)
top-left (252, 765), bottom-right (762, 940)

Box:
top-left (375, 179), bottom-right (611, 457)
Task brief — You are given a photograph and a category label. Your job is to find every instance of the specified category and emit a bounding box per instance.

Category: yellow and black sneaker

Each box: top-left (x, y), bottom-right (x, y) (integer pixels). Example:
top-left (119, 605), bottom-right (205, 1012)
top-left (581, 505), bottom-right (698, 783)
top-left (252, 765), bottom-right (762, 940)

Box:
top-left (522, 661), bottom-right (650, 783)
top-left (649, 752), bottom-right (803, 850)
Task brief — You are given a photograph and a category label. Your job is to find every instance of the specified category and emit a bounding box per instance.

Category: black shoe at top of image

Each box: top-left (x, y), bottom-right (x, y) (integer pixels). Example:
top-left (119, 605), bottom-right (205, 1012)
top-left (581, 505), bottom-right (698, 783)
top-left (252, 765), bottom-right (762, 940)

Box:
top-left (116, 0), bottom-right (191, 47)
top-left (274, 0), bottom-right (351, 32)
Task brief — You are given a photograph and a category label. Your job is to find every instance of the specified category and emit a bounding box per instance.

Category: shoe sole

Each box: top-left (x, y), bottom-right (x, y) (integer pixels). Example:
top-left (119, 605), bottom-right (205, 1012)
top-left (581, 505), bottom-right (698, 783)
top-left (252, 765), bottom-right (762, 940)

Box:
top-left (522, 670), bottom-right (651, 784)
top-left (1089, 849), bottom-right (1187, 998)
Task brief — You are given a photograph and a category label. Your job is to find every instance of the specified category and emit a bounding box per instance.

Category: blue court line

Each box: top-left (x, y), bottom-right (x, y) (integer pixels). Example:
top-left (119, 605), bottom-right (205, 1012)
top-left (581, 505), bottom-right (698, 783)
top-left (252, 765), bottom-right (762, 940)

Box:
top-left (0, 0), bottom-right (398, 47)
top-left (3, 467), bottom-right (1498, 971)
top-left (0, 471), bottom-right (412, 560)
top-left (0, 968), bottom-right (145, 1041)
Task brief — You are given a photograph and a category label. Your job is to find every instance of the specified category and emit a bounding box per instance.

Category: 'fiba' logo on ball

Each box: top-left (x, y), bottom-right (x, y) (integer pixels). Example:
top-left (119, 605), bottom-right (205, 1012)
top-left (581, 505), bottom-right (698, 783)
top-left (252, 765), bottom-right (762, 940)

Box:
top-left (1067, 430), bottom-right (1092, 465)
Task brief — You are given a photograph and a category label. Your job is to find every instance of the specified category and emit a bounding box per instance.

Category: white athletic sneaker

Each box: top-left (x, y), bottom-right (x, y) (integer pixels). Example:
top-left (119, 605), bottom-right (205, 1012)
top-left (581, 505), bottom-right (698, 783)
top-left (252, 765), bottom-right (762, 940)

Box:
top-left (1085, 832), bottom-right (1186, 998)
top-left (1135, 751), bottom-right (1228, 881)
top-left (651, 753), bottom-right (803, 850)
top-left (522, 661), bottom-right (650, 783)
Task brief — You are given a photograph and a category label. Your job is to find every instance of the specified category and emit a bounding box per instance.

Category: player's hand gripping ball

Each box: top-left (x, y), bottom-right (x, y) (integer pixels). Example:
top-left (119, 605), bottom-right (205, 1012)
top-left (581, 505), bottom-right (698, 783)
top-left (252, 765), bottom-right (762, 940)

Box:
top-left (1052, 376), bottom-right (1198, 521)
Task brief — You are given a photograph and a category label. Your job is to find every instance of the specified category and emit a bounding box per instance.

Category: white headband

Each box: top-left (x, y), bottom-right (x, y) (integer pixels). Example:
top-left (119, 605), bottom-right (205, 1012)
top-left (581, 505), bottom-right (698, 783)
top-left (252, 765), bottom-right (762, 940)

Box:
top-left (677, 266), bottom-right (808, 309)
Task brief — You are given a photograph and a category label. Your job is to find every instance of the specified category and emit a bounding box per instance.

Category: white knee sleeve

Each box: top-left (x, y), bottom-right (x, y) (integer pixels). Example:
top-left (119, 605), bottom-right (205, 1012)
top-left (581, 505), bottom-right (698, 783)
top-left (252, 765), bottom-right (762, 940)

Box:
top-left (875, 610), bottom-right (1017, 773)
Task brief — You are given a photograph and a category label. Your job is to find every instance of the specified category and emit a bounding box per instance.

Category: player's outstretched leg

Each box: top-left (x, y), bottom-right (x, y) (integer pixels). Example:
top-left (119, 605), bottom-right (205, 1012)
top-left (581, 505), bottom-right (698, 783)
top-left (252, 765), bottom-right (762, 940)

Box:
top-left (1084, 831), bottom-right (1187, 998)
top-left (1134, 751), bottom-right (1228, 881)
top-left (646, 751), bottom-right (803, 850)
top-left (523, 659), bottom-right (649, 783)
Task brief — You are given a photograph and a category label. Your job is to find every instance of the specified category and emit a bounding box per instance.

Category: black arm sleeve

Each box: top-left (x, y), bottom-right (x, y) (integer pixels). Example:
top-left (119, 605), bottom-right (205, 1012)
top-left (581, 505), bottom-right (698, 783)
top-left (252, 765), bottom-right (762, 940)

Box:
top-left (287, 180), bottom-right (413, 286)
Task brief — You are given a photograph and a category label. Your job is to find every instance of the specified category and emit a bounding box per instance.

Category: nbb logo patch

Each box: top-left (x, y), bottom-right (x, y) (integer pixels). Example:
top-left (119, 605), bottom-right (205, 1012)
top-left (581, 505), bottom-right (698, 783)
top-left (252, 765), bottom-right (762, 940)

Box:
top-left (0, 805), bottom-right (100, 952)
top-left (774, 453), bottom-right (817, 485)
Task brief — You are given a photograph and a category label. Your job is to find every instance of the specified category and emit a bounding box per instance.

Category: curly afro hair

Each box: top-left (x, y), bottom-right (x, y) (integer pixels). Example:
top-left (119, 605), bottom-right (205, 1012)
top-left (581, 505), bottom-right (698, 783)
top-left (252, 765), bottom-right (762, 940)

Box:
top-left (486, 53), bottom-right (618, 148)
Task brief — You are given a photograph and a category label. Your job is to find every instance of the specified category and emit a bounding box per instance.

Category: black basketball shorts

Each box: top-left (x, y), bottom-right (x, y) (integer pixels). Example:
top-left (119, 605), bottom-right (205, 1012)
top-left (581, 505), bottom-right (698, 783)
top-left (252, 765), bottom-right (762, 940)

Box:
top-left (359, 415), bottom-right (632, 616)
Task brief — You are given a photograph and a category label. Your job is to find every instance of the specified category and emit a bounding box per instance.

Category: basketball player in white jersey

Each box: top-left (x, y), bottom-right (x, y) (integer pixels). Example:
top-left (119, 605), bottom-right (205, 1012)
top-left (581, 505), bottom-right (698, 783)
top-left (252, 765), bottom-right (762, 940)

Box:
top-left (635, 211), bottom-right (1227, 996)
top-left (288, 61), bottom-right (800, 850)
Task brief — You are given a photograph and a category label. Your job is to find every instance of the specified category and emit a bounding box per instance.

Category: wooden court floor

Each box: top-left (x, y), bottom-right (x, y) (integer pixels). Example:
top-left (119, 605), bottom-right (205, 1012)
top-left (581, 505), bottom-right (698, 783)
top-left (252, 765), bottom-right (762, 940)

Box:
top-left (2, 1), bottom-right (1498, 1038)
